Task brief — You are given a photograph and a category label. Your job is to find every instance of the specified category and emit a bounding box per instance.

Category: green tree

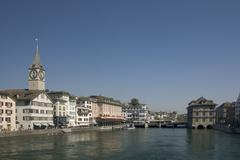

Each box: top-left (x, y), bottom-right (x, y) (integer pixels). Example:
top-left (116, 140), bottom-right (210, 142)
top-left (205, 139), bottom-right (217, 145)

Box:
top-left (130, 98), bottom-right (140, 106)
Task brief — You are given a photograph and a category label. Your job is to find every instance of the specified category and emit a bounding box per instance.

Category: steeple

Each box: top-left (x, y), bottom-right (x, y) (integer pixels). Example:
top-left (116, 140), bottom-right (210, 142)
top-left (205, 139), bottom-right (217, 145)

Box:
top-left (28, 39), bottom-right (46, 91)
top-left (33, 45), bottom-right (41, 65)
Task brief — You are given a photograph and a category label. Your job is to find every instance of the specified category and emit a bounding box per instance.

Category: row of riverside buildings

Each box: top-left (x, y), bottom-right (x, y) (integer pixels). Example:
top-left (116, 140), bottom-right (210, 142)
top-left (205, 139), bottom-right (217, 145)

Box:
top-left (0, 45), bottom-right (150, 132)
top-left (187, 96), bottom-right (240, 129)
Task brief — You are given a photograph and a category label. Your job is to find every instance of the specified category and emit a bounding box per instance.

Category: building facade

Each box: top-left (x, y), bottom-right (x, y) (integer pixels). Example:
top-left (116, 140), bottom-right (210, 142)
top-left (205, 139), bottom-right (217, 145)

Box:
top-left (122, 104), bottom-right (149, 122)
top-left (187, 97), bottom-right (216, 129)
top-left (68, 96), bottom-right (77, 127)
top-left (0, 93), bottom-right (16, 132)
top-left (77, 96), bottom-right (123, 126)
top-left (215, 102), bottom-right (235, 127)
top-left (235, 93), bottom-right (240, 126)
top-left (48, 91), bottom-right (70, 127)
top-left (75, 105), bottom-right (91, 127)
top-left (154, 111), bottom-right (178, 122)
top-left (2, 90), bottom-right (54, 130)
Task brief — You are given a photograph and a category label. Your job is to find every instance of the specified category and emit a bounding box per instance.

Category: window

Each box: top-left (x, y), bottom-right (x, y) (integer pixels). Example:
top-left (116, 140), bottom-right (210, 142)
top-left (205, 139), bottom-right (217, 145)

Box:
top-left (0, 101), bottom-right (3, 107)
top-left (23, 116), bottom-right (31, 121)
top-left (0, 117), bottom-right (3, 122)
top-left (40, 110), bottom-right (45, 114)
top-left (5, 110), bottom-right (12, 115)
top-left (78, 118), bottom-right (82, 121)
top-left (59, 106), bottom-right (62, 110)
top-left (5, 102), bottom-right (12, 107)
top-left (5, 117), bottom-right (11, 123)
top-left (63, 106), bottom-right (65, 111)
top-left (0, 109), bottom-right (3, 114)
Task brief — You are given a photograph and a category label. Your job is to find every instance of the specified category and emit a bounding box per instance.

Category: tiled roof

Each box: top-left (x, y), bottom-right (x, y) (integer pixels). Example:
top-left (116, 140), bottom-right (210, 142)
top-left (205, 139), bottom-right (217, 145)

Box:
top-left (0, 89), bottom-right (44, 101)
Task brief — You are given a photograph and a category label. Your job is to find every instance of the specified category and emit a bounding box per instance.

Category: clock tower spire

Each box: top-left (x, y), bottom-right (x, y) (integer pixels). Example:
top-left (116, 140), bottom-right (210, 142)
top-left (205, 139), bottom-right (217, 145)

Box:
top-left (28, 40), bottom-right (45, 90)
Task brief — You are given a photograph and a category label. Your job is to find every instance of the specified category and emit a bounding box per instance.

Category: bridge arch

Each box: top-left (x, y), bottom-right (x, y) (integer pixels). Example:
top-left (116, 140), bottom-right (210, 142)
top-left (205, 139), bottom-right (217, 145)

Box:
top-left (197, 125), bottom-right (205, 129)
top-left (206, 125), bottom-right (213, 129)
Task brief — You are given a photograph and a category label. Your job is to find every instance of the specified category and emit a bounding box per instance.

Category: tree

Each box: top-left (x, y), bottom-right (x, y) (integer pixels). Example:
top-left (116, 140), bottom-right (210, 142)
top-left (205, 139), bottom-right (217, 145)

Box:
top-left (130, 98), bottom-right (140, 106)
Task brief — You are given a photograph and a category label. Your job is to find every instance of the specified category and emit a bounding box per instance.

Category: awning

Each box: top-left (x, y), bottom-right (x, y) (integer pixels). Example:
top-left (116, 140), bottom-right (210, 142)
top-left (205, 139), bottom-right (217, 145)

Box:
top-left (41, 123), bottom-right (48, 127)
top-left (33, 123), bottom-right (41, 126)
top-left (48, 123), bottom-right (54, 126)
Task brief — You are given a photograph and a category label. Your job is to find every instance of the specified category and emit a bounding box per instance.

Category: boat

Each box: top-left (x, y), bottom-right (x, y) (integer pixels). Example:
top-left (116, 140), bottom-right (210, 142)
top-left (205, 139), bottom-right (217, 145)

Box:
top-left (61, 128), bottom-right (72, 133)
top-left (166, 124), bottom-right (174, 128)
top-left (123, 124), bottom-right (135, 130)
top-left (100, 126), bottom-right (112, 130)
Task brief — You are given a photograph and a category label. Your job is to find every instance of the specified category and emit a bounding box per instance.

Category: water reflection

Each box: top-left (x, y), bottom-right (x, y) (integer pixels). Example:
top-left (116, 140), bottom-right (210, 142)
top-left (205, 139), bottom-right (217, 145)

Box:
top-left (1, 129), bottom-right (240, 160)
top-left (186, 130), bottom-right (215, 160)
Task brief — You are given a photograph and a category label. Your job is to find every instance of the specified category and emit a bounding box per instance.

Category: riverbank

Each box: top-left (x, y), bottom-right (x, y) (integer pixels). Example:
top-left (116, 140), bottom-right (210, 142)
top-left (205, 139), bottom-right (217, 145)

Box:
top-left (213, 125), bottom-right (240, 134)
top-left (0, 125), bottom-right (124, 138)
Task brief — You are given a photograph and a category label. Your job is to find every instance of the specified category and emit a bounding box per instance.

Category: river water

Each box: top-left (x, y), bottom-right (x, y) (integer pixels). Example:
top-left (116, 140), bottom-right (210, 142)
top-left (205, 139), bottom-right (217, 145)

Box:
top-left (0, 129), bottom-right (240, 160)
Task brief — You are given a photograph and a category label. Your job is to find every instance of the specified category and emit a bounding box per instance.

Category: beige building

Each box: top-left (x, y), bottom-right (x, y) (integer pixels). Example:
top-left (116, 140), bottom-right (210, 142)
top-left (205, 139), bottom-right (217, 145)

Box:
top-left (187, 97), bottom-right (216, 129)
top-left (77, 96), bottom-right (123, 126)
top-left (0, 93), bottom-right (16, 132)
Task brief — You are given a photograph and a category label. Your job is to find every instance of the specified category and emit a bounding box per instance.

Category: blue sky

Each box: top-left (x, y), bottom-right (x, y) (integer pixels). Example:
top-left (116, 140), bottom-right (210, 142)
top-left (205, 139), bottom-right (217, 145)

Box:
top-left (1, 0), bottom-right (240, 113)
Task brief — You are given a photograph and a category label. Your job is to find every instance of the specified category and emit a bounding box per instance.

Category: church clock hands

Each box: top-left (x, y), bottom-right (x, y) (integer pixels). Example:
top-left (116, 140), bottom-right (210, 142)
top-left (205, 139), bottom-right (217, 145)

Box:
top-left (29, 69), bottom-right (38, 80)
top-left (38, 70), bottom-right (45, 80)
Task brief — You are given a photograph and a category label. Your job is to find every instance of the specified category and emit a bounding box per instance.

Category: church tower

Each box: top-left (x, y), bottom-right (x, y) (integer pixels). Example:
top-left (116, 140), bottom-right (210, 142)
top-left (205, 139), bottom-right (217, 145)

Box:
top-left (28, 45), bottom-right (45, 90)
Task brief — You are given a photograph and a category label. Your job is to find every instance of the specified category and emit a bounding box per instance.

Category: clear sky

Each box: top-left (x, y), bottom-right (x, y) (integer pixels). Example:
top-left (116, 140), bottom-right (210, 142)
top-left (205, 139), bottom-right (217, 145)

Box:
top-left (1, 0), bottom-right (240, 113)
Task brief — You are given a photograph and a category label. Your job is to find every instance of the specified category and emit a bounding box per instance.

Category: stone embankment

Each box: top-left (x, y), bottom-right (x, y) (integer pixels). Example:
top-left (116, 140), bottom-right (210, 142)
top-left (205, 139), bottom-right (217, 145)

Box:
top-left (213, 125), bottom-right (240, 134)
top-left (0, 125), bottom-right (124, 138)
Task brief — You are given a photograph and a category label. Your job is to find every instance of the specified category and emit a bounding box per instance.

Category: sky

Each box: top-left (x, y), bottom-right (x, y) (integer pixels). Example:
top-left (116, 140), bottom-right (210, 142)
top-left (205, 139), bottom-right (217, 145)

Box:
top-left (1, 0), bottom-right (240, 113)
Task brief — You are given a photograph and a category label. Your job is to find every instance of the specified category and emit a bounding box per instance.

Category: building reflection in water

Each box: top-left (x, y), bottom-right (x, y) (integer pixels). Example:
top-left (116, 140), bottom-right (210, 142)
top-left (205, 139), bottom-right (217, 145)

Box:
top-left (55, 130), bottom-right (124, 159)
top-left (186, 129), bottom-right (216, 159)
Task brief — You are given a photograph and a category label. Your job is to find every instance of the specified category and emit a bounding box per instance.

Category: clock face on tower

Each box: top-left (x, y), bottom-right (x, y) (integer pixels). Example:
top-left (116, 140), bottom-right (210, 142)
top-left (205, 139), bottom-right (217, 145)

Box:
top-left (38, 70), bottom-right (45, 80)
top-left (29, 69), bottom-right (38, 80)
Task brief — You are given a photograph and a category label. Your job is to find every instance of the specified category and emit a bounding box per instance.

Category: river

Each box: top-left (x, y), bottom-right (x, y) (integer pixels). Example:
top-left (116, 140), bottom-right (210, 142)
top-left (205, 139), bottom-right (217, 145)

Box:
top-left (0, 129), bottom-right (240, 160)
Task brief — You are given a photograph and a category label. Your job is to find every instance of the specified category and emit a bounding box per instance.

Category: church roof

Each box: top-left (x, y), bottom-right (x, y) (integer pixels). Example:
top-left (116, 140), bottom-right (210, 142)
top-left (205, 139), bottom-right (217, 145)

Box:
top-left (0, 89), bottom-right (46, 101)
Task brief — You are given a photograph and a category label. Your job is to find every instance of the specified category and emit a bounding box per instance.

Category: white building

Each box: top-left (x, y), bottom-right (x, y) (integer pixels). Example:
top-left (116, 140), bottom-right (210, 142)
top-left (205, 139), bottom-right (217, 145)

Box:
top-left (68, 96), bottom-right (77, 127)
top-left (2, 90), bottom-right (54, 130)
top-left (75, 106), bottom-right (91, 127)
top-left (48, 92), bottom-right (77, 127)
top-left (122, 104), bottom-right (149, 122)
top-left (76, 97), bottom-right (93, 127)
top-left (48, 91), bottom-right (69, 127)
top-left (0, 93), bottom-right (16, 132)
